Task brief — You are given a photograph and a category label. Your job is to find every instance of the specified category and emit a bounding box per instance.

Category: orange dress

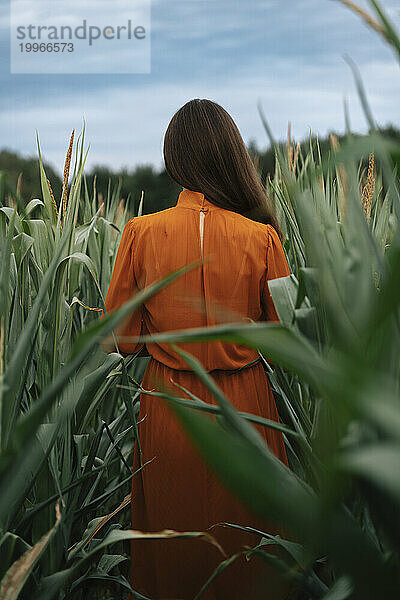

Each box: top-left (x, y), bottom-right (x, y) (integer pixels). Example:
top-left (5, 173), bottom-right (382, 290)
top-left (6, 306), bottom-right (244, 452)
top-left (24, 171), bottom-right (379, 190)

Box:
top-left (103, 189), bottom-right (292, 600)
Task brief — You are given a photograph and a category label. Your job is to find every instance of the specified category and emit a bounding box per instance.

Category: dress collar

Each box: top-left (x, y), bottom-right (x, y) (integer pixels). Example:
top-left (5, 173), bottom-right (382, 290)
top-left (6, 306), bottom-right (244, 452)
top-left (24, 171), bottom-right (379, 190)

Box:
top-left (176, 189), bottom-right (217, 211)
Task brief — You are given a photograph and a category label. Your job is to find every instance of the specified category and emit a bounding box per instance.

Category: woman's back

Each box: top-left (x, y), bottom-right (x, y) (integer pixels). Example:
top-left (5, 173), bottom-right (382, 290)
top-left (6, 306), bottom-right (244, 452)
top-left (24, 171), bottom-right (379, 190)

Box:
top-left (104, 189), bottom-right (289, 369)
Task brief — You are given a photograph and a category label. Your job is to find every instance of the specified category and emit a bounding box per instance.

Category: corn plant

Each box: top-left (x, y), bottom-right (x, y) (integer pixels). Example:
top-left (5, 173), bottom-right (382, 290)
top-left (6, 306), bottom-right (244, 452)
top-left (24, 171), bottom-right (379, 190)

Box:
top-left (1, 1), bottom-right (399, 599)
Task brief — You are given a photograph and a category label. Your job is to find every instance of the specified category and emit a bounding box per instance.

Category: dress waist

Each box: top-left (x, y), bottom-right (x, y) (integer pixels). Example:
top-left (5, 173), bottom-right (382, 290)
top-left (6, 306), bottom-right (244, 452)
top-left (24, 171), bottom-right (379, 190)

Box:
top-left (148, 354), bottom-right (263, 375)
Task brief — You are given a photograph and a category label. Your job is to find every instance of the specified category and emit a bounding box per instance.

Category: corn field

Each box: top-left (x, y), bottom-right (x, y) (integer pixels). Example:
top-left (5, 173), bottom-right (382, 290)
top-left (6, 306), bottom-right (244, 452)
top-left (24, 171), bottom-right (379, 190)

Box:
top-left (0, 1), bottom-right (400, 599)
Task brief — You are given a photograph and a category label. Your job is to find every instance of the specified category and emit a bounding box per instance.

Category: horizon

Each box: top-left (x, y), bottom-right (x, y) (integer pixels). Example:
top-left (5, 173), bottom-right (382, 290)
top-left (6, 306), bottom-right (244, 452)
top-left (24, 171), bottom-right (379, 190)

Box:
top-left (2, 121), bottom-right (399, 179)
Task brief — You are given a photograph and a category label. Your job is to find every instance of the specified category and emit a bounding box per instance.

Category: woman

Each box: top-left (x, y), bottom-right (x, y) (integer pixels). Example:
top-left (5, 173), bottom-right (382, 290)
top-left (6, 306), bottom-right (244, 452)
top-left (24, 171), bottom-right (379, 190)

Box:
top-left (102, 99), bottom-right (292, 600)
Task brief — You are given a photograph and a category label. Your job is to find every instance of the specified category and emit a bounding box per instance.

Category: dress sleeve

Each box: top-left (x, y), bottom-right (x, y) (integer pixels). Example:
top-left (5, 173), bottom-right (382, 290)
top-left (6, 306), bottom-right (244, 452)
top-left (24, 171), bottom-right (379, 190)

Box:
top-left (260, 225), bottom-right (291, 322)
top-left (100, 219), bottom-right (145, 356)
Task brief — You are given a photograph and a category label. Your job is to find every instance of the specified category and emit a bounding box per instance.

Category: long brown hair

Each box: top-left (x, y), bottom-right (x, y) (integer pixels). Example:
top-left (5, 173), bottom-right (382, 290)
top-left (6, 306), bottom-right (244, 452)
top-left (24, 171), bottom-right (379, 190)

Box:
top-left (163, 98), bottom-right (281, 235)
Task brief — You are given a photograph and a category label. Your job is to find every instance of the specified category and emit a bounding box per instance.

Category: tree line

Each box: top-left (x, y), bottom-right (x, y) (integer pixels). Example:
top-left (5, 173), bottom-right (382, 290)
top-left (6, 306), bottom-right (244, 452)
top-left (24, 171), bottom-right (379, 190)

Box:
top-left (1, 124), bottom-right (399, 215)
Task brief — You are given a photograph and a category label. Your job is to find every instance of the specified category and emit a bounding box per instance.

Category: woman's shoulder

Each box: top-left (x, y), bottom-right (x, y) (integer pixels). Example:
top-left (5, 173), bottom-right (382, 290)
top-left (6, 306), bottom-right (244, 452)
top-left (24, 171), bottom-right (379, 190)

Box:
top-left (244, 222), bottom-right (285, 258)
top-left (266, 223), bottom-right (281, 242)
top-left (231, 213), bottom-right (279, 241)
top-left (128, 206), bottom-right (176, 231)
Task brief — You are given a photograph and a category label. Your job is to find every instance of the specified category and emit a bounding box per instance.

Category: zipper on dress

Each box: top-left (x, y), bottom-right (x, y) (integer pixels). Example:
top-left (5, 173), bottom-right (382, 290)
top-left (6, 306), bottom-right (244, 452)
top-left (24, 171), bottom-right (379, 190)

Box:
top-left (199, 210), bottom-right (205, 261)
top-left (199, 207), bottom-right (208, 366)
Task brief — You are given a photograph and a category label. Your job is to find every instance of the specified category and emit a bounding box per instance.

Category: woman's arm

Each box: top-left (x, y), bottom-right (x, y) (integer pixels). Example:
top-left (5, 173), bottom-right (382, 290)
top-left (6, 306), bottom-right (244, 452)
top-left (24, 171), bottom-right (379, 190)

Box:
top-left (100, 219), bottom-right (147, 356)
top-left (259, 225), bottom-right (291, 369)
top-left (260, 224), bottom-right (291, 323)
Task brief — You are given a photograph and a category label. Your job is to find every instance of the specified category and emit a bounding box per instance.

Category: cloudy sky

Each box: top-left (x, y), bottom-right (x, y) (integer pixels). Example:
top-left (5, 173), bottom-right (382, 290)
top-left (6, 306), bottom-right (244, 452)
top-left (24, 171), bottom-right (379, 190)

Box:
top-left (0, 0), bottom-right (399, 174)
